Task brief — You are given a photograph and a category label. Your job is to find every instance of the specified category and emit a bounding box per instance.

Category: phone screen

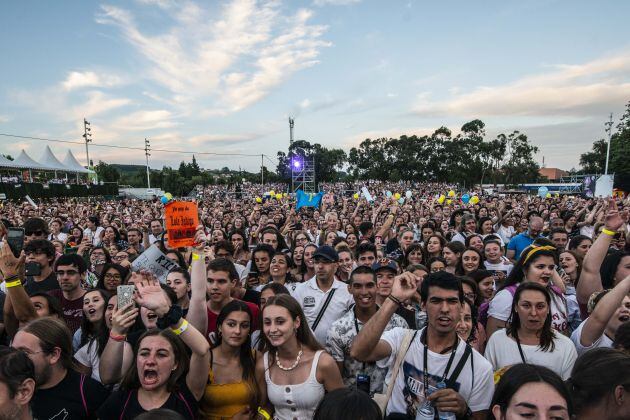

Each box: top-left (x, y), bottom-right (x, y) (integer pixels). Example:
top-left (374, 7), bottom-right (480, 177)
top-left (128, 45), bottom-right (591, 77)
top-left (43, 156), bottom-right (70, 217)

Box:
top-left (7, 228), bottom-right (25, 257)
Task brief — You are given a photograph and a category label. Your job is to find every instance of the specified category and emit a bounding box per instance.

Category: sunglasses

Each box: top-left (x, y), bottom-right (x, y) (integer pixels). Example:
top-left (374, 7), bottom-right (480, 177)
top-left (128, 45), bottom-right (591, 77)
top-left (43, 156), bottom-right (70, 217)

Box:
top-left (26, 230), bottom-right (44, 236)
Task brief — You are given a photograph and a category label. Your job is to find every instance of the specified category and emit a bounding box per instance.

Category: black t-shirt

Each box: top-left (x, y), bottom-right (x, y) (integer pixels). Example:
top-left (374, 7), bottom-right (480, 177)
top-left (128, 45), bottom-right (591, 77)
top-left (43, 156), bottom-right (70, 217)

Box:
top-left (97, 383), bottom-right (198, 420)
top-left (396, 305), bottom-right (417, 329)
top-left (32, 369), bottom-right (109, 420)
top-left (25, 270), bottom-right (60, 295)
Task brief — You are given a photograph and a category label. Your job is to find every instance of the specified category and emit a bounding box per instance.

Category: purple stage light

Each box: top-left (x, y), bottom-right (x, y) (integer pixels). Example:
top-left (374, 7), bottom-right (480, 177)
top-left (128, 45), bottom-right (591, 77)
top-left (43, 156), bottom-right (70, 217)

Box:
top-left (292, 159), bottom-right (301, 169)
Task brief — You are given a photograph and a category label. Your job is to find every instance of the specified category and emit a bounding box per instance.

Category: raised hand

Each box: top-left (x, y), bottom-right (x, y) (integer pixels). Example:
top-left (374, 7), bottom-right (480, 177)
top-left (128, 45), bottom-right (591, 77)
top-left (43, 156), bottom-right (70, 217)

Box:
top-left (134, 272), bottom-right (171, 316)
top-left (390, 272), bottom-right (418, 302)
top-left (604, 198), bottom-right (628, 231)
top-left (0, 240), bottom-right (24, 278)
top-left (110, 302), bottom-right (139, 336)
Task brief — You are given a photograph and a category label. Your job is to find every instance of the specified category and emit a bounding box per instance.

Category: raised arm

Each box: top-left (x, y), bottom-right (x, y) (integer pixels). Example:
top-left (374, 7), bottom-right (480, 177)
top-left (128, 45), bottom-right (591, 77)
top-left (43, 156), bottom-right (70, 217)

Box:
top-left (187, 229), bottom-right (209, 336)
top-left (0, 245), bottom-right (36, 326)
top-left (577, 199), bottom-right (627, 304)
top-left (179, 319), bottom-right (210, 400)
top-left (351, 272), bottom-right (417, 362)
top-left (578, 274), bottom-right (630, 347)
top-left (99, 303), bottom-right (136, 384)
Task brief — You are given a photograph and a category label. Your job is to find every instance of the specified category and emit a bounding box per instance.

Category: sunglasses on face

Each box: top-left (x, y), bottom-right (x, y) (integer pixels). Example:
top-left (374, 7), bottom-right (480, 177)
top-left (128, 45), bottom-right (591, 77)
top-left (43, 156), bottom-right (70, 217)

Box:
top-left (26, 230), bottom-right (44, 236)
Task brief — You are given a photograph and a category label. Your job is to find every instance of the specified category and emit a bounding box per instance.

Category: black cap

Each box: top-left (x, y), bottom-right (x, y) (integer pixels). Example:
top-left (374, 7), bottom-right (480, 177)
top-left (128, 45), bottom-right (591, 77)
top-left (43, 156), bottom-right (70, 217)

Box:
top-left (313, 245), bottom-right (339, 262)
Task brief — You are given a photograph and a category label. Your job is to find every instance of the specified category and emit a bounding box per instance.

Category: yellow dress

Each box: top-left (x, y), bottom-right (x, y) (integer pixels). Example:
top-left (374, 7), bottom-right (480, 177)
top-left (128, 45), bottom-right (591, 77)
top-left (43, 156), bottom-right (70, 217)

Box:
top-left (199, 353), bottom-right (255, 420)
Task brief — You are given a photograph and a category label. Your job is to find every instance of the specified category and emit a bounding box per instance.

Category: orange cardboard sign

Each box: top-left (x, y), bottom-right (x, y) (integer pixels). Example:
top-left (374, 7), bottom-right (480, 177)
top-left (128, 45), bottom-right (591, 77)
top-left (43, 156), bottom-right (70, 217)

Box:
top-left (164, 201), bottom-right (199, 248)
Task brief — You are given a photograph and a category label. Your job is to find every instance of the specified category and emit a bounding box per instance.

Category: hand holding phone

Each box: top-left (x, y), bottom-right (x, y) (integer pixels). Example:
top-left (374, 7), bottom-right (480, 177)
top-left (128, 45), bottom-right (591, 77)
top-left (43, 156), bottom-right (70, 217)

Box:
top-left (117, 285), bottom-right (136, 312)
top-left (7, 228), bottom-right (24, 258)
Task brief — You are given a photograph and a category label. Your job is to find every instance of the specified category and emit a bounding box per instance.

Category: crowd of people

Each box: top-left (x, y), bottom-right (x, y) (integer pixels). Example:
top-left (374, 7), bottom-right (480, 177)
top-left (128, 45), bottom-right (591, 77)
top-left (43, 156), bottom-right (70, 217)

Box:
top-left (0, 181), bottom-right (628, 420)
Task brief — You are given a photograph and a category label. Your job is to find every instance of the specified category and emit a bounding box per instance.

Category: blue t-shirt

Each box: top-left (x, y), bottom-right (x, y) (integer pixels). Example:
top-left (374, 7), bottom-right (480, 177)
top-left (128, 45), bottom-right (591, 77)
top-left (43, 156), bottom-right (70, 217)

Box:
top-left (507, 232), bottom-right (537, 258)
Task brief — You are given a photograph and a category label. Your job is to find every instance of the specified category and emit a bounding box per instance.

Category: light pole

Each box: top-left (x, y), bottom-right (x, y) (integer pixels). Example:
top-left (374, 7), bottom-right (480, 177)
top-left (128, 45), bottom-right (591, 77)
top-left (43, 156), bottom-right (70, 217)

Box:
top-left (144, 138), bottom-right (151, 189)
top-left (83, 118), bottom-right (92, 169)
top-left (604, 113), bottom-right (613, 175)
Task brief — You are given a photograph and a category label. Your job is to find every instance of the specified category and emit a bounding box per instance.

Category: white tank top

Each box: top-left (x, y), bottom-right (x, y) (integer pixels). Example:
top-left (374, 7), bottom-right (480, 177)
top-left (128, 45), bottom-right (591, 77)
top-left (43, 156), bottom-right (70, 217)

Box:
top-left (264, 350), bottom-right (325, 420)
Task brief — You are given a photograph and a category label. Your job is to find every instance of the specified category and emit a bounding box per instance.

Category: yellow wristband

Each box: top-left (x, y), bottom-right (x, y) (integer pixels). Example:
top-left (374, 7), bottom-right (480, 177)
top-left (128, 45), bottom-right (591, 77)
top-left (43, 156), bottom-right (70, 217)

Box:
top-left (5, 279), bottom-right (22, 288)
top-left (171, 319), bottom-right (189, 335)
top-left (602, 228), bottom-right (616, 236)
top-left (257, 408), bottom-right (271, 420)
top-left (192, 253), bottom-right (201, 261)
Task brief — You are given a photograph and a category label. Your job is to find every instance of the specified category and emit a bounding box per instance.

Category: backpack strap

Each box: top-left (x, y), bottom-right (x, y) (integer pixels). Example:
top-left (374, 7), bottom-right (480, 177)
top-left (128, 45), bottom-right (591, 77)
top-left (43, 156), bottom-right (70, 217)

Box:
top-left (445, 343), bottom-right (472, 389)
top-left (80, 373), bottom-right (88, 417)
top-left (311, 288), bottom-right (336, 331)
top-left (177, 391), bottom-right (194, 419)
top-left (119, 391), bottom-right (133, 420)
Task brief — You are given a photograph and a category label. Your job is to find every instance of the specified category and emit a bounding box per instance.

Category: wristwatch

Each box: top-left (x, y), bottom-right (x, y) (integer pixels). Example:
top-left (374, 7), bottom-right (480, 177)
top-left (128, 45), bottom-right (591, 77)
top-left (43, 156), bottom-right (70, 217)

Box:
top-left (156, 305), bottom-right (183, 330)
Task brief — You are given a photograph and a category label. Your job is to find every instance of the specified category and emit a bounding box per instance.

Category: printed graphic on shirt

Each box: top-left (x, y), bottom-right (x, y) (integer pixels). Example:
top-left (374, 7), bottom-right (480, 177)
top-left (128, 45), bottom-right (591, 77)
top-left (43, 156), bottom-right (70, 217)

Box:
top-left (303, 296), bottom-right (316, 308)
top-left (401, 361), bottom-right (462, 418)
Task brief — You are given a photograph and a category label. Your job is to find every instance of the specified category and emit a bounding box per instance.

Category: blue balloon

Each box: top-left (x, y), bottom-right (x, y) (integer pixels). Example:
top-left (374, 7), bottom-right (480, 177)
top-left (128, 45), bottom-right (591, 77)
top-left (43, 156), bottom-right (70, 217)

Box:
top-left (537, 186), bottom-right (549, 198)
top-left (161, 196), bottom-right (168, 204)
top-left (461, 194), bottom-right (470, 204)
top-left (386, 191), bottom-right (392, 198)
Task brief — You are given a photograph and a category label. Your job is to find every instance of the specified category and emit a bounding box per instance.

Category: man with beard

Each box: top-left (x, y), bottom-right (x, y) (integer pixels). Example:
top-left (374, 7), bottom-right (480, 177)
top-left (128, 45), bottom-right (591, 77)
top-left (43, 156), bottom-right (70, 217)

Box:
top-left (11, 317), bottom-right (108, 419)
top-left (0, 347), bottom-right (36, 420)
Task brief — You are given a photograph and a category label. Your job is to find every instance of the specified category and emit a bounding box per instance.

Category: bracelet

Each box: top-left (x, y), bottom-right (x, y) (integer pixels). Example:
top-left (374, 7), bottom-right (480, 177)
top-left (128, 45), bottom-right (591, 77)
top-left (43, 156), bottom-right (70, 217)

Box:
top-left (602, 228), bottom-right (616, 236)
top-left (4, 274), bottom-right (18, 283)
top-left (388, 294), bottom-right (403, 306)
top-left (5, 279), bottom-right (22, 288)
top-left (109, 332), bottom-right (126, 342)
top-left (171, 319), bottom-right (189, 336)
top-left (257, 407), bottom-right (271, 420)
top-left (192, 252), bottom-right (202, 261)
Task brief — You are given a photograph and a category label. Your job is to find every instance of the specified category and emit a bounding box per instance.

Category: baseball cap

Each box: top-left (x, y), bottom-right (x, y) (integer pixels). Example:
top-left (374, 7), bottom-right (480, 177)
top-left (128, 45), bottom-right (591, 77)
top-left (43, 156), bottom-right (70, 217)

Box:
top-left (372, 257), bottom-right (399, 273)
top-left (313, 245), bottom-right (339, 262)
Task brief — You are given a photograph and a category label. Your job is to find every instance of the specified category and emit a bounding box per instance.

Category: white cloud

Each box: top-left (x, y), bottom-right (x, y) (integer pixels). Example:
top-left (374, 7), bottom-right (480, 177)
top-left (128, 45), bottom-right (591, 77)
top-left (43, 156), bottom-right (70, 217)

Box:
top-left (111, 110), bottom-right (178, 131)
top-left (0, 114), bottom-right (11, 123)
top-left (96, 1), bottom-right (331, 114)
top-left (71, 91), bottom-right (132, 119)
top-left (62, 71), bottom-right (124, 91)
top-left (342, 126), bottom-right (437, 149)
top-left (413, 51), bottom-right (630, 118)
top-left (300, 99), bottom-right (311, 108)
top-left (188, 133), bottom-right (260, 146)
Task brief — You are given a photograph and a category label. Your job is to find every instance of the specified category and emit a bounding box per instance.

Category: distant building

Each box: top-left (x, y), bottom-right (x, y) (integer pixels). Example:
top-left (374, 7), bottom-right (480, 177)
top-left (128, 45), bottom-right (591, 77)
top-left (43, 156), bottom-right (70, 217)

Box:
top-left (539, 167), bottom-right (569, 181)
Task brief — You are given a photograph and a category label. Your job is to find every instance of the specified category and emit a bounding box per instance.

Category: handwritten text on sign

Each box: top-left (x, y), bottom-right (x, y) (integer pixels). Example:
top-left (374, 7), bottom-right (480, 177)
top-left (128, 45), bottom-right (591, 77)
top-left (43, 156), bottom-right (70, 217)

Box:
top-left (165, 201), bottom-right (200, 248)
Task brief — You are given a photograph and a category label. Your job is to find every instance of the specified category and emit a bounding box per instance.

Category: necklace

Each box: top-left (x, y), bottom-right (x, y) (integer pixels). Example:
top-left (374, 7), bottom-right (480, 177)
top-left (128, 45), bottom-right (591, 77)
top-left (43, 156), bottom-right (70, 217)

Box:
top-left (275, 346), bottom-right (303, 371)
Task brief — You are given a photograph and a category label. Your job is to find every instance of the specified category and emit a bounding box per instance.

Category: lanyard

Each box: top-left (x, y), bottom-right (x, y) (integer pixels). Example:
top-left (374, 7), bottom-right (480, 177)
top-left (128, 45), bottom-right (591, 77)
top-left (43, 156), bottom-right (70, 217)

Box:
top-left (422, 329), bottom-right (458, 397)
top-left (353, 308), bottom-right (368, 371)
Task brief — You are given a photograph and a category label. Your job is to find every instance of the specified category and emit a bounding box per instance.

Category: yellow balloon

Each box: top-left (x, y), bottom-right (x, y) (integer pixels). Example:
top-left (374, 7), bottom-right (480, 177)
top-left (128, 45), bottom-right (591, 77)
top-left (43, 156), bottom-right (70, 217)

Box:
top-left (353, 193), bottom-right (359, 199)
top-left (470, 196), bottom-right (479, 205)
top-left (269, 190), bottom-right (275, 196)
top-left (275, 193), bottom-right (282, 200)
top-left (394, 193), bottom-right (401, 200)
top-left (255, 197), bottom-right (262, 203)
top-left (546, 192), bottom-right (552, 198)
top-left (448, 190), bottom-right (455, 197)
top-left (283, 193), bottom-right (287, 198)
top-left (437, 195), bottom-right (446, 204)
top-left (447, 199), bottom-right (452, 205)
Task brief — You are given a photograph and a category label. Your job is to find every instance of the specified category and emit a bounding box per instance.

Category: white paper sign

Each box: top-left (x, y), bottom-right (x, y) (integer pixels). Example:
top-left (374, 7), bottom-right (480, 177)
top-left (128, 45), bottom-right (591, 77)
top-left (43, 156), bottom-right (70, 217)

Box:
top-left (131, 244), bottom-right (178, 284)
top-left (361, 186), bottom-right (374, 203)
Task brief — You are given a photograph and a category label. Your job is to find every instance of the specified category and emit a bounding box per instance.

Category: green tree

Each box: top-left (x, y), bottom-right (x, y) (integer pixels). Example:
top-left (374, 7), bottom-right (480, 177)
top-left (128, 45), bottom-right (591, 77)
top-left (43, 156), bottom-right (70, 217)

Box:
top-left (94, 161), bottom-right (121, 183)
top-left (579, 139), bottom-right (607, 174)
top-left (2, 154), bottom-right (13, 161)
top-left (501, 131), bottom-right (540, 184)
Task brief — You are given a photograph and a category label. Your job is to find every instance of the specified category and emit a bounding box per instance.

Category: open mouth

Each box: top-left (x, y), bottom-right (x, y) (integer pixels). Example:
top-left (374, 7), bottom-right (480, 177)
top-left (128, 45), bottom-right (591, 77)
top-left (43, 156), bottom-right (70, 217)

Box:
top-left (358, 296), bottom-right (372, 304)
top-left (143, 369), bottom-right (159, 385)
top-left (147, 312), bottom-right (157, 321)
top-left (88, 308), bottom-right (97, 316)
top-left (437, 316), bottom-right (451, 326)
top-left (619, 315), bottom-right (630, 322)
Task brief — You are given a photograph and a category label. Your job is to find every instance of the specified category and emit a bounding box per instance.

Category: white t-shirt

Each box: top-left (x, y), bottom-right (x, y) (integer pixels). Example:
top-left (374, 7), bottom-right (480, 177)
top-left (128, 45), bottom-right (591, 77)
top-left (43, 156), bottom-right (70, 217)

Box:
top-left (570, 318), bottom-right (614, 356)
top-left (377, 327), bottom-right (494, 416)
top-left (484, 329), bottom-right (577, 380)
top-left (292, 276), bottom-right (354, 345)
top-left (488, 285), bottom-right (569, 334)
top-left (48, 232), bottom-right (68, 243)
top-left (84, 226), bottom-right (104, 246)
top-left (75, 341), bottom-right (102, 383)
top-left (495, 224), bottom-right (516, 245)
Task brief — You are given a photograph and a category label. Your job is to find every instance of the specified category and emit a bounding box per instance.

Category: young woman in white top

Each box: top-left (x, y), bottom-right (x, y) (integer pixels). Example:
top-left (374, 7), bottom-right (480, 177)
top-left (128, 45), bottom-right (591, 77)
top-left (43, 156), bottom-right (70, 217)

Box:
top-left (486, 245), bottom-right (568, 337)
top-left (485, 282), bottom-right (577, 380)
top-left (255, 294), bottom-right (343, 420)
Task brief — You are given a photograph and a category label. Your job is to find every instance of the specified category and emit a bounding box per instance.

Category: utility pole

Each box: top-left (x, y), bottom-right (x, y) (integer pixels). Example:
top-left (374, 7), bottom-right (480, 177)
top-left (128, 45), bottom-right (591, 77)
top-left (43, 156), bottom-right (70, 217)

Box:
top-left (144, 138), bottom-right (151, 189)
top-left (82, 118), bottom-right (92, 169)
top-left (604, 113), bottom-right (613, 175)
top-left (261, 154), bottom-right (264, 185)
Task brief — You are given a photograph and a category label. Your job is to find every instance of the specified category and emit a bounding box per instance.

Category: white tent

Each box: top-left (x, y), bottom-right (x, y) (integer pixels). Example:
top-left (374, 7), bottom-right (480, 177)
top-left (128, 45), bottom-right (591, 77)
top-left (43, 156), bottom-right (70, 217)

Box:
top-left (62, 150), bottom-right (90, 174)
top-left (39, 146), bottom-right (71, 172)
top-left (9, 150), bottom-right (49, 170)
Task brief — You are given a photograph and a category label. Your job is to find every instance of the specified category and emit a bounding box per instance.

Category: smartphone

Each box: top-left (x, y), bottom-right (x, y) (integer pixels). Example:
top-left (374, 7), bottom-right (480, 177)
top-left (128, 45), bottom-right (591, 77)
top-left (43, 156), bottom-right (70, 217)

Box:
top-left (25, 262), bottom-right (42, 277)
top-left (294, 223), bottom-right (303, 231)
top-left (6, 227), bottom-right (25, 258)
top-left (117, 285), bottom-right (135, 311)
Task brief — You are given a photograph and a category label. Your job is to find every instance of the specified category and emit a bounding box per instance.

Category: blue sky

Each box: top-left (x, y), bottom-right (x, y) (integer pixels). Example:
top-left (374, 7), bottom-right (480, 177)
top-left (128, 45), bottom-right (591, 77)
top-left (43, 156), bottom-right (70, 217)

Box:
top-left (1, 0), bottom-right (630, 173)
